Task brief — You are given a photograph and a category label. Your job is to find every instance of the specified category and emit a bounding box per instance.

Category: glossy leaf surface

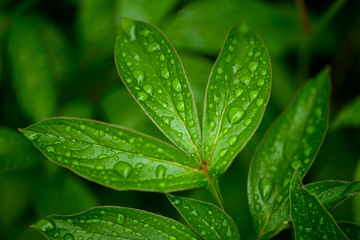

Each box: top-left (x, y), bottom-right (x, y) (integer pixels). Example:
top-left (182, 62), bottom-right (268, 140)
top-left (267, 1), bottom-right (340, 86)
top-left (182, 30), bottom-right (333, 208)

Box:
top-left (248, 68), bottom-right (330, 239)
top-left (332, 95), bottom-right (360, 130)
top-left (115, 18), bottom-right (202, 163)
top-left (168, 194), bottom-right (240, 240)
top-left (338, 221), bottom-right (360, 240)
top-left (34, 206), bottom-right (201, 240)
top-left (202, 24), bottom-right (271, 177)
top-left (20, 118), bottom-right (207, 192)
top-left (305, 180), bottom-right (360, 210)
top-left (290, 172), bottom-right (349, 240)
top-left (0, 127), bottom-right (41, 171)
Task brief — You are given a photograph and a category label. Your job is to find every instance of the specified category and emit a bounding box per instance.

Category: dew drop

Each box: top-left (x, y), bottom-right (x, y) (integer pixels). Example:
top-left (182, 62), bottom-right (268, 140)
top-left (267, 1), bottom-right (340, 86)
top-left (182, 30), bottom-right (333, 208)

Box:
top-left (172, 198), bottom-right (182, 206)
top-left (34, 219), bottom-right (56, 232)
top-left (156, 165), bottom-right (166, 178)
top-left (116, 214), bottom-right (126, 224)
top-left (240, 76), bottom-right (251, 85)
top-left (244, 118), bottom-right (252, 126)
top-left (188, 120), bottom-right (195, 127)
top-left (137, 92), bottom-right (148, 102)
top-left (248, 61), bottom-right (259, 72)
top-left (228, 107), bottom-right (245, 124)
top-left (256, 98), bottom-right (264, 107)
top-left (65, 126), bottom-right (71, 133)
top-left (259, 177), bottom-right (273, 201)
top-left (261, 69), bottom-right (267, 76)
top-left (159, 54), bottom-right (165, 61)
top-left (132, 70), bottom-right (145, 84)
top-left (207, 211), bottom-right (213, 215)
top-left (226, 55), bottom-right (232, 62)
top-left (226, 226), bottom-right (232, 237)
top-left (46, 146), bottom-right (55, 153)
top-left (305, 227), bottom-right (312, 233)
top-left (161, 67), bottom-right (170, 79)
top-left (276, 195), bottom-right (284, 204)
top-left (228, 45), bottom-right (234, 52)
top-left (233, 59), bottom-right (243, 73)
top-left (191, 210), bottom-right (199, 216)
top-left (210, 121), bottom-right (216, 131)
top-left (228, 135), bottom-right (238, 146)
top-left (255, 203), bottom-right (262, 212)
top-left (257, 79), bottom-right (265, 87)
top-left (219, 149), bottom-right (227, 157)
top-left (249, 90), bottom-right (258, 101)
top-left (217, 68), bottom-right (223, 74)
top-left (222, 219), bottom-right (228, 227)
top-left (172, 78), bottom-right (181, 92)
top-left (146, 42), bottom-right (160, 53)
top-left (65, 151), bottom-right (71, 157)
top-left (235, 88), bottom-right (244, 98)
top-left (176, 101), bottom-right (185, 112)
top-left (121, 18), bottom-right (136, 40)
top-left (143, 84), bottom-right (154, 95)
top-left (64, 233), bottom-right (74, 240)
top-left (114, 162), bottom-right (133, 178)
top-left (291, 160), bottom-right (301, 169)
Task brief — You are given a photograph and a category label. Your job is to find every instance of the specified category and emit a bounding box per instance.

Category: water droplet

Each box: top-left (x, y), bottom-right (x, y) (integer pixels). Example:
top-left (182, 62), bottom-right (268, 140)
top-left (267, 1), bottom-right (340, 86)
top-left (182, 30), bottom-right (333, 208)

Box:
top-left (305, 227), bottom-right (312, 233)
top-left (248, 61), bottom-right (259, 72)
top-left (232, 59), bottom-right (243, 73)
top-left (256, 98), bottom-right (264, 107)
top-left (191, 210), bottom-right (199, 216)
top-left (121, 18), bottom-right (136, 40)
top-left (217, 68), bottom-right (223, 74)
top-left (114, 162), bottom-right (133, 178)
top-left (46, 146), bottom-right (55, 153)
top-left (249, 90), bottom-right (258, 101)
top-left (240, 76), bottom-right (251, 85)
top-left (207, 211), bottom-right (213, 215)
top-left (228, 135), bottom-right (238, 146)
top-left (226, 226), bottom-right (232, 237)
top-left (132, 70), bottom-right (145, 84)
top-left (235, 88), bottom-right (244, 98)
top-left (291, 160), bottom-right (301, 169)
top-left (259, 177), bottom-right (273, 201)
top-left (318, 217), bottom-right (325, 225)
top-left (172, 198), bottom-right (182, 206)
top-left (34, 219), bottom-right (56, 232)
top-left (161, 67), bottom-right (170, 79)
top-left (222, 219), bottom-right (228, 227)
top-left (176, 101), bottom-right (185, 112)
top-left (64, 233), bottom-right (74, 240)
top-left (228, 45), bottom-right (234, 52)
top-left (172, 78), bottom-right (181, 92)
top-left (137, 92), bottom-right (148, 102)
top-left (255, 203), bottom-right (262, 212)
top-left (65, 151), bottom-right (71, 157)
top-left (226, 55), bottom-right (232, 62)
top-left (116, 214), bottom-right (126, 224)
top-left (261, 69), bottom-right (267, 76)
top-left (244, 118), bottom-right (252, 126)
top-left (65, 126), bottom-right (71, 133)
top-left (219, 149), bottom-right (227, 157)
top-left (188, 120), bottom-right (195, 127)
top-left (146, 42), bottom-right (160, 53)
top-left (156, 165), bottom-right (166, 178)
top-left (143, 84), bottom-right (154, 95)
top-left (228, 107), bottom-right (245, 124)
top-left (257, 79), bottom-right (265, 87)
top-left (210, 121), bottom-right (216, 131)
top-left (276, 195), bottom-right (284, 204)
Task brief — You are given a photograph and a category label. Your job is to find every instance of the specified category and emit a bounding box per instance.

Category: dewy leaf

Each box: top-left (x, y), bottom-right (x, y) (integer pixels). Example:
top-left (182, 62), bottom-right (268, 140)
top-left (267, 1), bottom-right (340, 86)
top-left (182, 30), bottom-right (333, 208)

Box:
top-left (305, 180), bottom-right (360, 210)
top-left (20, 118), bottom-right (207, 192)
top-left (167, 194), bottom-right (241, 240)
top-left (331, 95), bottom-right (360, 130)
top-left (247, 67), bottom-right (330, 239)
top-left (115, 18), bottom-right (202, 163)
top-left (337, 221), bottom-right (360, 240)
top-left (0, 127), bottom-right (41, 171)
top-left (33, 206), bottom-right (202, 240)
top-left (202, 23), bottom-right (271, 178)
top-left (290, 171), bottom-right (349, 240)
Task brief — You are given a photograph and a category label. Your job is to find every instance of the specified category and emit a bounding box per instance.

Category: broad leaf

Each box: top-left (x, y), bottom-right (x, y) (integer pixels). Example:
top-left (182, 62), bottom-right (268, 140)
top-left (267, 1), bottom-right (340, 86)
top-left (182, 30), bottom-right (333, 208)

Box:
top-left (338, 221), bottom-right (360, 240)
top-left (247, 67), bottom-right (330, 239)
top-left (305, 180), bottom-right (360, 210)
top-left (33, 206), bottom-right (201, 240)
top-left (20, 118), bottom-right (207, 192)
top-left (115, 18), bottom-right (202, 162)
top-left (290, 171), bottom-right (349, 240)
top-left (168, 194), bottom-right (240, 240)
top-left (332, 95), bottom-right (360, 130)
top-left (0, 127), bottom-right (41, 171)
top-left (202, 23), bottom-right (271, 178)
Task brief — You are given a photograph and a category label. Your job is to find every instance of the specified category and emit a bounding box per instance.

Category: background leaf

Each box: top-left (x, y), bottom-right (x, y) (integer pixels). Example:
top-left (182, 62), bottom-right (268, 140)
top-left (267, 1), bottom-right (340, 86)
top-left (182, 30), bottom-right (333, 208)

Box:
top-left (202, 24), bottom-right (271, 178)
top-left (20, 117), bottom-right (207, 192)
top-left (290, 171), bottom-right (349, 240)
top-left (331, 95), bottom-right (360, 130)
top-left (337, 221), bottom-right (360, 240)
top-left (34, 206), bottom-right (201, 240)
top-left (247, 67), bottom-right (330, 239)
top-left (115, 18), bottom-right (202, 162)
top-left (168, 194), bottom-right (240, 240)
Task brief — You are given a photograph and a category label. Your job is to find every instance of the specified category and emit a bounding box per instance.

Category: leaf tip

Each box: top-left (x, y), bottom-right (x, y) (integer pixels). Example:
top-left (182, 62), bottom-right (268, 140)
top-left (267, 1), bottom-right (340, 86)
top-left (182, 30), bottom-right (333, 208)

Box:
top-left (19, 128), bottom-right (40, 142)
top-left (33, 218), bottom-right (56, 233)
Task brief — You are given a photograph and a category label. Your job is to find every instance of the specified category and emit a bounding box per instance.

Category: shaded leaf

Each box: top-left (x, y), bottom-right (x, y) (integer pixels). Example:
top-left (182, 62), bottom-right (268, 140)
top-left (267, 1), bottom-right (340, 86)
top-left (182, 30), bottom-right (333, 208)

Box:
top-left (115, 18), bottom-right (202, 162)
top-left (202, 23), bottom-right (271, 178)
top-left (332, 95), bottom-right (360, 130)
top-left (20, 117), bottom-right (207, 192)
top-left (33, 206), bottom-right (201, 240)
top-left (247, 67), bottom-right (330, 239)
top-left (0, 127), bottom-right (41, 171)
top-left (338, 221), bottom-right (360, 240)
top-left (168, 194), bottom-right (240, 240)
top-left (290, 171), bottom-right (349, 240)
top-left (354, 159), bottom-right (360, 223)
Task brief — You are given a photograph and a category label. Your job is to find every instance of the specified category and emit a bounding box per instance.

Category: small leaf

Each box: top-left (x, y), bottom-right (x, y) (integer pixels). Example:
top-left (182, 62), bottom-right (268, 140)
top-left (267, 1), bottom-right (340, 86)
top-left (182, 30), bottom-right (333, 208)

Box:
top-left (247, 67), bottom-right (330, 239)
top-left (331, 95), bottom-right (360, 130)
top-left (305, 180), bottom-right (360, 210)
top-left (33, 206), bottom-right (201, 240)
top-left (167, 194), bottom-right (241, 240)
top-left (0, 127), bottom-right (41, 171)
top-left (202, 23), bottom-right (271, 178)
top-left (115, 18), bottom-right (202, 162)
top-left (290, 171), bottom-right (349, 240)
top-left (337, 221), bottom-right (360, 240)
top-left (20, 117), bottom-right (206, 192)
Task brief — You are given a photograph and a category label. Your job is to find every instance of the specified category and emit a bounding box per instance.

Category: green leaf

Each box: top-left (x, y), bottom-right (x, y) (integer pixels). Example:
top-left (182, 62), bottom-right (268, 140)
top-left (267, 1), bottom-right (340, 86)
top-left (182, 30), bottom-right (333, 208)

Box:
top-left (354, 159), bottom-right (360, 223)
top-left (290, 171), bottom-right (349, 240)
top-left (7, 16), bottom-right (57, 122)
top-left (337, 221), bottom-right (360, 240)
top-left (33, 206), bottom-right (201, 240)
top-left (20, 117), bottom-right (207, 192)
top-left (305, 180), bottom-right (360, 210)
top-left (167, 194), bottom-right (241, 240)
top-left (202, 23), bottom-right (271, 178)
top-left (0, 127), bottom-right (41, 171)
top-left (331, 95), bottom-right (360, 130)
top-left (247, 67), bottom-right (330, 239)
top-left (115, 18), bottom-right (202, 162)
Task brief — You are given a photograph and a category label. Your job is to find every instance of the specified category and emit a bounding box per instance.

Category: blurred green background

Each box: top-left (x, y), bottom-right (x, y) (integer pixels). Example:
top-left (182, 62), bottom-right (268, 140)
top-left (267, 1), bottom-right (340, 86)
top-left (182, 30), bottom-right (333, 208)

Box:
top-left (0, 0), bottom-right (359, 239)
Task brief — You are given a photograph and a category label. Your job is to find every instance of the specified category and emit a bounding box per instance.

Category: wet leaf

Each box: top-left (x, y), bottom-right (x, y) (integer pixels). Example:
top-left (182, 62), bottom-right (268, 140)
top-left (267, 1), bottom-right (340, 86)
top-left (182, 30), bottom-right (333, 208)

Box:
top-left (115, 18), bottom-right (202, 163)
top-left (331, 95), bottom-right (360, 130)
top-left (202, 23), bottom-right (271, 178)
top-left (247, 67), bottom-right (330, 239)
top-left (167, 194), bottom-right (241, 240)
top-left (337, 221), bottom-right (360, 240)
top-left (290, 171), bottom-right (349, 240)
top-left (20, 118), bottom-right (207, 192)
top-left (33, 206), bottom-right (201, 240)
top-left (0, 127), bottom-right (41, 171)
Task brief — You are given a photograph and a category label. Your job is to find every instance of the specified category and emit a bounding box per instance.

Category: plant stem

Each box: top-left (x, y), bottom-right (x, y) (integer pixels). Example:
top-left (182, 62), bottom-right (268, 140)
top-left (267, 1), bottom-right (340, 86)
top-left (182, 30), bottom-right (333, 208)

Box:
top-left (295, 0), bottom-right (312, 37)
top-left (314, 0), bottom-right (347, 34)
top-left (204, 171), bottom-right (225, 210)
